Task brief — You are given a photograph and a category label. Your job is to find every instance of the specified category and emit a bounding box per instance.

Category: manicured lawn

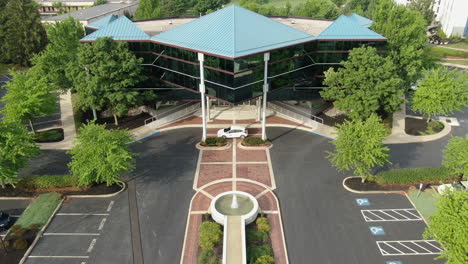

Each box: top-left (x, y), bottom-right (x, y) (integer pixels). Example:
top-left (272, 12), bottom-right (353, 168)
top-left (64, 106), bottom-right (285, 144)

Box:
top-left (445, 41), bottom-right (468, 50)
top-left (407, 188), bottom-right (439, 223)
top-left (428, 46), bottom-right (468, 58)
top-left (14, 193), bottom-right (62, 228)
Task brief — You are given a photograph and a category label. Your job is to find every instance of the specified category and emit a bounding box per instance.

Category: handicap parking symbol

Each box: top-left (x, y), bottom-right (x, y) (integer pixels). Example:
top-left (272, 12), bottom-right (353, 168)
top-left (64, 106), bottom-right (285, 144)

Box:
top-left (386, 261), bottom-right (402, 264)
top-left (369, 226), bottom-right (385, 235)
top-left (355, 198), bottom-right (370, 206)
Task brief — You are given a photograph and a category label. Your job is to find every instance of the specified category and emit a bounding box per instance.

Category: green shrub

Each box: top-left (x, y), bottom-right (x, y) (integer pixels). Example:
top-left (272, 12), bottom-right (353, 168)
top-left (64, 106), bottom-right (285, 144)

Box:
top-left (256, 217), bottom-right (271, 233)
top-left (247, 245), bottom-right (273, 263)
top-left (16, 175), bottom-right (80, 189)
top-left (34, 129), bottom-right (64, 142)
top-left (198, 248), bottom-right (214, 264)
top-left (15, 193), bottom-right (62, 229)
top-left (242, 137), bottom-right (270, 146)
top-left (246, 228), bottom-right (268, 243)
top-left (12, 239), bottom-right (28, 250)
top-left (375, 167), bottom-right (458, 184)
top-left (255, 255), bottom-right (275, 264)
top-left (199, 222), bottom-right (222, 250)
top-left (203, 137), bottom-right (227, 146)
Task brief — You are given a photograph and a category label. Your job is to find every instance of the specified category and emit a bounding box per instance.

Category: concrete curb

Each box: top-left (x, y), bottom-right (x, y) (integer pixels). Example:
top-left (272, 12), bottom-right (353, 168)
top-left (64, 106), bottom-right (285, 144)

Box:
top-left (195, 142), bottom-right (232, 150)
top-left (237, 141), bottom-right (273, 150)
top-left (18, 197), bottom-right (65, 264)
top-left (0, 197), bottom-right (31, 200)
top-left (384, 117), bottom-right (452, 144)
top-left (342, 176), bottom-right (406, 194)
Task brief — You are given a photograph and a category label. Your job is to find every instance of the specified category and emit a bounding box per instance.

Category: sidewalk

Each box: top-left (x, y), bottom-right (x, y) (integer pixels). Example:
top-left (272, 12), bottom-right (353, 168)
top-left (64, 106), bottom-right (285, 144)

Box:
top-left (38, 90), bottom-right (76, 150)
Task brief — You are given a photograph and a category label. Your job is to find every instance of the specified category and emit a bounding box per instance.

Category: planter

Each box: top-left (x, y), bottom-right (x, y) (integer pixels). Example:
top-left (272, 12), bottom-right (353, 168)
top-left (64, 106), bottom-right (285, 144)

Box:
top-left (196, 142), bottom-right (231, 150)
top-left (405, 117), bottom-right (444, 136)
top-left (238, 141), bottom-right (272, 150)
top-left (343, 176), bottom-right (413, 193)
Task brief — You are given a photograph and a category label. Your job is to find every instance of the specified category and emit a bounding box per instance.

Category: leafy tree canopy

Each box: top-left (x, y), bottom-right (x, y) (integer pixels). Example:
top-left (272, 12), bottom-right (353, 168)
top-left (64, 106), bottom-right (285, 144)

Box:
top-left (407, 0), bottom-right (435, 25)
top-left (371, 0), bottom-right (428, 88)
top-left (412, 67), bottom-right (468, 121)
top-left (1, 0), bottom-right (47, 66)
top-left (134, 0), bottom-right (161, 20)
top-left (293, 0), bottom-right (340, 19)
top-left (0, 121), bottom-right (39, 187)
top-left (327, 114), bottom-right (390, 180)
top-left (67, 122), bottom-right (135, 186)
top-left (424, 190), bottom-right (468, 264)
top-left (321, 46), bottom-right (404, 120)
top-left (443, 135), bottom-right (468, 177)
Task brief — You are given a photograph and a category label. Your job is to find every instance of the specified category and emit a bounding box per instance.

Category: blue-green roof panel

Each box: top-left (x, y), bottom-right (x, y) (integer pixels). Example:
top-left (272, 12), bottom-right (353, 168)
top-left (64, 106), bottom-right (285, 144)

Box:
top-left (86, 14), bottom-right (118, 29)
top-left (318, 14), bottom-right (385, 40)
top-left (151, 5), bottom-right (316, 58)
top-left (348, 13), bottom-right (373, 28)
top-left (81, 16), bottom-right (149, 41)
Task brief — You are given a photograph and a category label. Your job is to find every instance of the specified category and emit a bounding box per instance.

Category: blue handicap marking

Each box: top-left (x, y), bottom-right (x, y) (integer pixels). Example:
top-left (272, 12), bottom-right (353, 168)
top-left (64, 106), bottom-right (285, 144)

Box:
top-left (369, 226), bottom-right (385, 235)
top-left (355, 198), bottom-right (370, 206)
top-left (386, 261), bottom-right (402, 264)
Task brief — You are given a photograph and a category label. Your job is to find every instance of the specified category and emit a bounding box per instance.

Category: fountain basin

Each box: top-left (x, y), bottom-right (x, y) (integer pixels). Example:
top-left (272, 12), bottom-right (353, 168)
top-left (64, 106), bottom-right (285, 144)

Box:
top-left (210, 191), bottom-right (259, 225)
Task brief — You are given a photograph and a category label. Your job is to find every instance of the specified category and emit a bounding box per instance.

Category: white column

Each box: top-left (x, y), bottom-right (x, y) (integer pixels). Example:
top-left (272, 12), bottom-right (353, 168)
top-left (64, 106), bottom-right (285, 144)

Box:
top-left (206, 96), bottom-right (211, 121)
top-left (256, 97), bottom-right (261, 121)
top-left (198, 53), bottom-right (207, 141)
top-left (261, 52), bottom-right (270, 140)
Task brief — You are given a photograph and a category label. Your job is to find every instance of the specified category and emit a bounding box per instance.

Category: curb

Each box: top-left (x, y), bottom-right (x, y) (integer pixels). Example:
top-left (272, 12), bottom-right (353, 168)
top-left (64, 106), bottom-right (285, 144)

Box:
top-left (384, 117), bottom-right (452, 144)
top-left (126, 131), bottom-right (161, 144)
top-left (195, 142), bottom-right (232, 150)
top-left (0, 181), bottom-right (126, 200)
top-left (237, 141), bottom-right (273, 150)
top-left (19, 197), bottom-right (65, 264)
top-left (342, 176), bottom-right (406, 194)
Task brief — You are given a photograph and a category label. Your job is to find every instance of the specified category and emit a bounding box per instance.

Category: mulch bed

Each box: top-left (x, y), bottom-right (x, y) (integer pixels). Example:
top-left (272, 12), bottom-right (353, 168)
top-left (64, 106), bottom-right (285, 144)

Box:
top-left (344, 177), bottom-right (415, 192)
top-left (316, 112), bottom-right (349, 127)
top-left (34, 128), bottom-right (64, 143)
top-left (81, 112), bottom-right (152, 130)
top-left (405, 117), bottom-right (443, 135)
top-left (0, 183), bottom-right (123, 197)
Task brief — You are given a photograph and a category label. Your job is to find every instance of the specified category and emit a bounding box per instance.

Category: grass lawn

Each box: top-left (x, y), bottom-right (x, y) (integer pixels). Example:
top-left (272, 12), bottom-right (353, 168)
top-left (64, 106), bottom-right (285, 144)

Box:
top-left (442, 60), bottom-right (468, 66)
top-left (230, 0), bottom-right (307, 8)
top-left (428, 46), bottom-right (468, 58)
top-left (445, 41), bottom-right (468, 51)
top-left (407, 188), bottom-right (439, 223)
top-left (14, 193), bottom-right (62, 229)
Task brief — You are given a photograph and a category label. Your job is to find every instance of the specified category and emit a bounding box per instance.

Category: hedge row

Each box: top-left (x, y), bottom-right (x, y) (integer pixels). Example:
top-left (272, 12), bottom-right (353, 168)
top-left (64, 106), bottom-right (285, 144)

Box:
top-left (17, 175), bottom-right (80, 190)
top-left (202, 137), bottom-right (227, 146)
top-left (374, 167), bottom-right (458, 184)
top-left (242, 137), bottom-right (270, 146)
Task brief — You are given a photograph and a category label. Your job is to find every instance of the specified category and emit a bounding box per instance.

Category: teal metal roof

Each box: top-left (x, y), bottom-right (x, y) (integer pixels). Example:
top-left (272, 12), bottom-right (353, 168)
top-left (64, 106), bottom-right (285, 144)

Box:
top-left (318, 14), bottom-right (385, 40)
top-left (81, 16), bottom-right (149, 41)
top-left (86, 14), bottom-right (118, 29)
top-left (348, 13), bottom-right (373, 28)
top-left (150, 5), bottom-right (316, 58)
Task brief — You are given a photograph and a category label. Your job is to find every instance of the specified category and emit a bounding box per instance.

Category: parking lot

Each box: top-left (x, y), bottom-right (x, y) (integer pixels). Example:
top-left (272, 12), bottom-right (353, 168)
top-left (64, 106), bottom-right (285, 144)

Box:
top-left (25, 194), bottom-right (132, 264)
top-left (0, 199), bottom-right (30, 238)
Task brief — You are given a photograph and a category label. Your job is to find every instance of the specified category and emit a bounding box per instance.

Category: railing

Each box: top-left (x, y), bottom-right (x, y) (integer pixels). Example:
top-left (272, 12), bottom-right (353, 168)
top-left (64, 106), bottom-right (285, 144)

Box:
top-left (268, 101), bottom-right (323, 128)
top-left (144, 102), bottom-right (200, 129)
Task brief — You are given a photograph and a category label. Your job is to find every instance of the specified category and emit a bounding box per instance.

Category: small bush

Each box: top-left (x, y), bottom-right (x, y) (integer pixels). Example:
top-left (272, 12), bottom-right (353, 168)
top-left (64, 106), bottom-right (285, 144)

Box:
top-left (199, 222), bottom-right (222, 250)
top-left (16, 175), bottom-right (80, 190)
top-left (242, 137), bottom-right (270, 146)
top-left (198, 248), bottom-right (214, 264)
top-left (28, 224), bottom-right (39, 230)
top-left (11, 228), bottom-right (27, 237)
top-left (12, 239), bottom-right (28, 250)
top-left (255, 255), bottom-right (275, 264)
top-left (247, 245), bottom-right (274, 263)
top-left (203, 137), bottom-right (227, 146)
top-left (246, 228), bottom-right (268, 243)
top-left (375, 167), bottom-right (458, 184)
top-left (256, 217), bottom-right (271, 233)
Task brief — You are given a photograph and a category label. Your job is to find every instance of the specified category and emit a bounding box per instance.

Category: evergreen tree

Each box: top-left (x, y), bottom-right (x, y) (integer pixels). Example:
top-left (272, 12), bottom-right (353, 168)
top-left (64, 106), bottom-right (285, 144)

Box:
top-left (1, 0), bottom-right (48, 66)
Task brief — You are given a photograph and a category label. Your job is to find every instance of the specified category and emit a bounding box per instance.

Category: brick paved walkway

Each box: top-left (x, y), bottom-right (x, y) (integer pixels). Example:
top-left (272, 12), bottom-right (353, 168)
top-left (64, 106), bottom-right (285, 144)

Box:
top-left (180, 139), bottom-right (288, 264)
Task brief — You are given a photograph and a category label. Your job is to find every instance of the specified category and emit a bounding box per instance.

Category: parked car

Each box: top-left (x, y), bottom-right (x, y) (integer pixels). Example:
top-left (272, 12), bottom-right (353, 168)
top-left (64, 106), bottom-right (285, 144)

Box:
top-left (217, 126), bottom-right (248, 139)
top-left (0, 212), bottom-right (12, 231)
top-left (437, 181), bottom-right (468, 195)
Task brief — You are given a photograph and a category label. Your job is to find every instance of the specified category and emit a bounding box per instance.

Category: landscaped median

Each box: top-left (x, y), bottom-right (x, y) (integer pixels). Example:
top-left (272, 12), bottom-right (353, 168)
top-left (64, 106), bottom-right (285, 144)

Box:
top-left (0, 193), bottom-right (63, 264)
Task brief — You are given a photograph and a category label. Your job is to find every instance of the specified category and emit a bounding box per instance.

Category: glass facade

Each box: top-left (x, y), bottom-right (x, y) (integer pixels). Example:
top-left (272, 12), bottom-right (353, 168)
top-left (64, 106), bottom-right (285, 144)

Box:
top-left (120, 39), bottom-right (385, 104)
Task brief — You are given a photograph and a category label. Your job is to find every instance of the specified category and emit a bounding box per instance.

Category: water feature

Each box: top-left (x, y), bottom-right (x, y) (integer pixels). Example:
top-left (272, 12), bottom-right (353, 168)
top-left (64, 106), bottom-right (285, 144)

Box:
top-left (215, 193), bottom-right (253, 216)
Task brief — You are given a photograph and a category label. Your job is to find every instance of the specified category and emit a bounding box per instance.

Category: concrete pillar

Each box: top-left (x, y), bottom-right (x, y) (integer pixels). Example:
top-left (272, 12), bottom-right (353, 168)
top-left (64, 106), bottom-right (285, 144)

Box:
top-left (198, 53), bottom-right (207, 141)
top-left (207, 96), bottom-right (211, 121)
top-left (261, 52), bottom-right (270, 140)
top-left (256, 97), bottom-right (261, 121)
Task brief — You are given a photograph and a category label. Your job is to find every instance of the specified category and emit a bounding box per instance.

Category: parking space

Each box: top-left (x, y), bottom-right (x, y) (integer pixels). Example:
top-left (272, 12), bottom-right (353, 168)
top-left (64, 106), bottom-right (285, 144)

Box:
top-left (361, 208), bottom-right (423, 222)
top-left (25, 194), bottom-right (132, 264)
top-left (0, 199), bottom-right (30, 237)
top-left (376, 240), bottom-right (442, 256)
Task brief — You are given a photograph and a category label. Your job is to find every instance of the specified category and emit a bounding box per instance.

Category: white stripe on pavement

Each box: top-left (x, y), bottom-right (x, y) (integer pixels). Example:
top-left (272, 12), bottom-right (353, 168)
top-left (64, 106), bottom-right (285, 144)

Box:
top-left (56, 213), bottom-right (109, 216)
top-left (43, 233), bottom-right (100, 236)
top-left (376, 240), bottom-right (442, 256)
top-left (29, 256), bottom-right (89, 258)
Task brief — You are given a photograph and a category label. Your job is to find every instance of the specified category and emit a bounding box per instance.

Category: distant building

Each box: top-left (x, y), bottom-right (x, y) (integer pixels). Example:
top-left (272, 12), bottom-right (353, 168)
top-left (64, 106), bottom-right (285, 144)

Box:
top-left (432, 0), bottom-right (468, 37)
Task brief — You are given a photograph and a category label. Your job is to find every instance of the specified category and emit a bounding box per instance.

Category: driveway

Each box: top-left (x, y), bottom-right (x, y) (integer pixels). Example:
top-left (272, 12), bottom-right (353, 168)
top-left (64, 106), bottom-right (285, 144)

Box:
top-left (268, 127), bottom-right (443, 264)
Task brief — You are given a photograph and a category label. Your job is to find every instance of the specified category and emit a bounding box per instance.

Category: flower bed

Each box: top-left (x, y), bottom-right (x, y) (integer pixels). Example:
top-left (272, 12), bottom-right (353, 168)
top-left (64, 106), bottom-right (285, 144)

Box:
top-left (246, 215), bottom-right (275, 264)
top-left (241, 137), bottom-right (271, 147)
top-left (198, 214), bottom-right (222, 264)
top-left (200, 137), bottom-right (227, 147)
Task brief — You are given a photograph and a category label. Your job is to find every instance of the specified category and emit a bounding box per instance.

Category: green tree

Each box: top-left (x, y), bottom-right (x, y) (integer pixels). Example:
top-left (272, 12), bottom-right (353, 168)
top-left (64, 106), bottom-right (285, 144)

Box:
top-left (443, 135), bottom-right (468, 177)
top-left (327, 114), bottom-right (390, 181)
top-left (68, 37), bottom-right (145, 124)
top-left (342, 0), bottom-right (375, 17)
top-left (194, 0), bottom-right (228, 15)
top-left (424, 191), bottom-right (468, 264)
top-left (321, 47), bottom-right (404, 120)
top-left (371, 0), bottom-right (428, 89)
top-left (0, 121), bottom-right (39, 187)
top-left (1, 71), bottom-right (58, 132)
top-left (407, 0), bottom-right (435, 25)
top-left (134, 0), bottom-right (161, 20)
top-left (93, 0), bottom-right (107, 6)
top-left (67, 122), bottom-right (135, 186)
top-left (31, 17), bottom-right (84, 90)
top-left (412, 67), bottom-right (468, 122)
top-left (293, 0), bottom-right (339, 19)
top-left (0, 0), bottom-right (9, 62)
top-left (1, 0), bottom-right (47, 66)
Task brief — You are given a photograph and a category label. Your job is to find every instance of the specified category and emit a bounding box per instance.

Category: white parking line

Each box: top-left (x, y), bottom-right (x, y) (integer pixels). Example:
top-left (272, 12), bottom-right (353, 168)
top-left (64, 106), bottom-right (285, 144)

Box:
top-left (43, 233), bottom-right (100, 236)
top-left (28, 256), bottom-right (89, 258)
top-left (56, 213), bottom-right (110, 216)
top-left (87, 238), bottom-right (97, 253)
top-left (98, 217), bottom-right (107, 231)
top-left (376, 240), bottom-right (442, 256)
top-left (361, 209), bottom-right (422, 222)
top-left (106, 201), bottom-right (114, 212)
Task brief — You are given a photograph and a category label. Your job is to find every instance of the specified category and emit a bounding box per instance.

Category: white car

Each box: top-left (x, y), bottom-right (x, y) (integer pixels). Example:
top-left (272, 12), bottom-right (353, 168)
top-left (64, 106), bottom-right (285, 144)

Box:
top-left (217, 126), bottom-right (248, 139)
top-left (437, 181), bottom-right (468, 195)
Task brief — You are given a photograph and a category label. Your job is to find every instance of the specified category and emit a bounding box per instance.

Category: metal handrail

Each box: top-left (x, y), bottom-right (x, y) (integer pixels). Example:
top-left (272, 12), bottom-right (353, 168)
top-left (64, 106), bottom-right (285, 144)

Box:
top-left (268, 102), bottom-right (323, 128)
top-left (144, 102), bottom-right (200, 129)
top-left (273, 101), bottom-right (323, 123)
